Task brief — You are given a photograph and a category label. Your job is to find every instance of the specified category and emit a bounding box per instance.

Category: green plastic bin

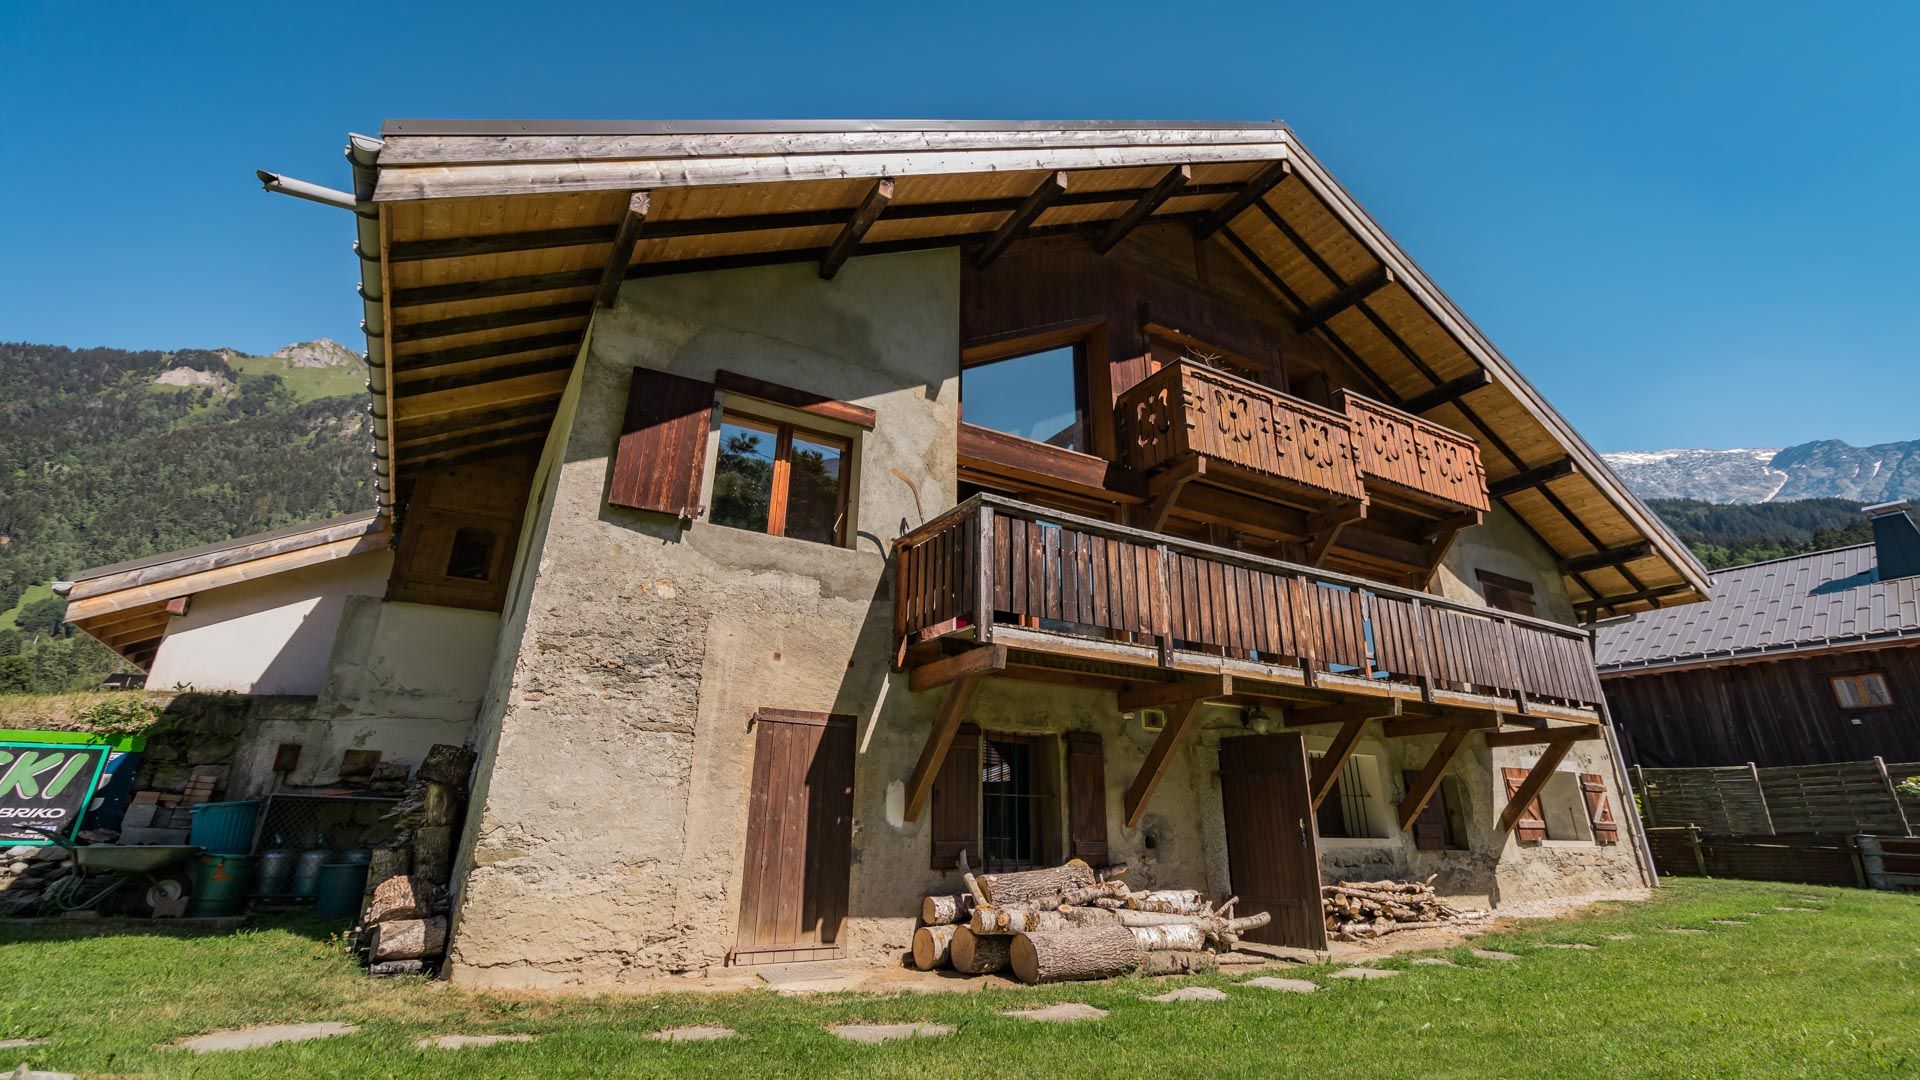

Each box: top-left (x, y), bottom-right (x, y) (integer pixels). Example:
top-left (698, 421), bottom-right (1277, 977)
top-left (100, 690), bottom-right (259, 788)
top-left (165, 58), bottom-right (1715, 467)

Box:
top-left (187, 800), bottom-right (261, 856)
top-left (314, 862), bottom-right (370, 920)
top-left (186, 854), bottom-right (256, 917)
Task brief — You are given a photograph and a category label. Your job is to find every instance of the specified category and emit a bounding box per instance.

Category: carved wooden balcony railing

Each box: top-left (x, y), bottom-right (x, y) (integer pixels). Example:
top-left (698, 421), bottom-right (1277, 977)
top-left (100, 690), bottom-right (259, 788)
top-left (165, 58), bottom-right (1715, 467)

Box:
top-left (1337, 391), bottom-right (1490, 515)
top-left (1115, 360), bottom-right (1365, 504)
top-left (894, 495), bottom-right (1604, 715)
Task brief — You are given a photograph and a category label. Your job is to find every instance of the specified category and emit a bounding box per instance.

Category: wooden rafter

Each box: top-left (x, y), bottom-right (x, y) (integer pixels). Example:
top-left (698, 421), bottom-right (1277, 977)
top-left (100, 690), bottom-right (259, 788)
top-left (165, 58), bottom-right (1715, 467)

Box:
top-left (595, 191), bottom-right (651, 308)
top-left (392, 268), bottom-right (603, 309)
top-left (902, 669), bottom-right (989, 822)
top-left (1292, 266), bottom-right (1394, 334)
top-left (1581, 582), bottom-right (1696, 620)
top-left (820, 178), bottom-right (894, 279)
top-left (1116, 672), bottom-right (1231, 713)
top-left (1382, 713), bottom-right (1499, 739)
top-left (1397, 724), bottom-right (1470, 831)
top-left (1134, 458), bottom-right (1205, 531)
top-left (1123, 693), bottom-right (1210, 828)
top-left (1401, 369), bottom-right (1492, 414)
top-left (1488, 458), bottom-right (1575, 499)
top-left (1095, 165), bottom-right (1191, 254)
top-left (389, 302), bottom-right (591, 345)
top-left (1304, 502), bottom-right (1366, 566)
top-left (907, 644), bottom-right (1007, 693)
top-left (1482, 726), bottom-right (1602, 748)
top-left (1193, 159), bottom-right (1292, 239)
top-left (974, 171), bottom-right (1068, 270)
top-left (1498, 738), bottom-right (1576, 833)
top-left (1559, 541), bottom-right (1655, 576)
top-left (393, 354), bottom-right (575, 400)
top-left (394, 331), bottom-right (582, 374)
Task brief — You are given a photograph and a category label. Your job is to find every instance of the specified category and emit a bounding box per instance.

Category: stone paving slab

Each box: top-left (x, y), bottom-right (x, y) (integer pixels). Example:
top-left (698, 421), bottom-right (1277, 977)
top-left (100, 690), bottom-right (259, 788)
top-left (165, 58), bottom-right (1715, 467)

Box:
top-left (4, 1068), bottom-right (73, 1080)
top-left (829, 1023), bottom-right (954, 1043)
top-left (1539, 942), bottom-right (1596, 950)
top-left (1710, 919), bottom-right (1746, 926)
top-left (1604, 934), bottom-right (1636, 941)
top-left (0, 1039), bottom-right (47, 1050)
top-left (415, 1034), bottom-right (538, 1050)
top-left (1330, 966), bottom-right (1397, 980)
top-left (1470, 949), bottom-right (1518, 961)
top-left (648, 1026), bottom-right (739, 1043)
top-left (178, 1023), bottom-right (359, 1053)
top-left (1243, 976), bottom-right (1319, 993)
top-left (1146, 986), bottom-right (1228, 1002)
top-left (1408, 957), bottom-right (1457, 967)
top-left (1776, 906), bottom-right (1821, 913)
top-left (1002, 1003), bottom-right (1107, 1022)
top-left (1663, 928), bottom-right (1709, 935)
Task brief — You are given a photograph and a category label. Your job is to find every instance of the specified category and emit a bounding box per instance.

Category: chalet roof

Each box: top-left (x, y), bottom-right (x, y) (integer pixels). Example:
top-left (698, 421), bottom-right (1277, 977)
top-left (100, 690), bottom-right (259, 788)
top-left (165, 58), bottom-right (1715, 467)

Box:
top-left (1595, 543), bottom-right (1920, 675)
top-left (60, 511), bottom-right (389, 670)
top-left (283, 119), bottom-right (1709, 616)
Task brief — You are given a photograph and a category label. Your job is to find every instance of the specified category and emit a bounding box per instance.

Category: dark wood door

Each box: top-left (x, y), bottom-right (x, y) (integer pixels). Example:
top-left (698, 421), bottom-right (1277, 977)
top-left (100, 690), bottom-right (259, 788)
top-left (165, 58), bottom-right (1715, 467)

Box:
top-left (734, 710), bottom-right (855, 965)
top-left (1219, 733), bottom-right (1327, 950)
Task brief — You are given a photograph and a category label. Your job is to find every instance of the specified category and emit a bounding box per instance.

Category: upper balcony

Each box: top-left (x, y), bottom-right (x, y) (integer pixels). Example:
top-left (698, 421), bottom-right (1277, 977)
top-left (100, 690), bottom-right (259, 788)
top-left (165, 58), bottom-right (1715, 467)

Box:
top-left (1337, 390), bottom-right (1489, 518)
top-left (893, 494), bottom-right (1605, 723)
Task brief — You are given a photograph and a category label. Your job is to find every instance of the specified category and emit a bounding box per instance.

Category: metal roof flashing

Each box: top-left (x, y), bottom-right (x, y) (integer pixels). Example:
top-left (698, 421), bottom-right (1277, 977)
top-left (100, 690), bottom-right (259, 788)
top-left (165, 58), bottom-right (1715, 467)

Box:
top-left (378, 118), bottom-right (1295, 137)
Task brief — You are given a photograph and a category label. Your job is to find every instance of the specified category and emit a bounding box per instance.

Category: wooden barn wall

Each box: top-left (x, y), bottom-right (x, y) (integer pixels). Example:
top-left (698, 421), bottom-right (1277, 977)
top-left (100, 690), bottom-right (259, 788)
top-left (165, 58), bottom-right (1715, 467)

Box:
top-left (1605, 645), bottom-right (1920, 767)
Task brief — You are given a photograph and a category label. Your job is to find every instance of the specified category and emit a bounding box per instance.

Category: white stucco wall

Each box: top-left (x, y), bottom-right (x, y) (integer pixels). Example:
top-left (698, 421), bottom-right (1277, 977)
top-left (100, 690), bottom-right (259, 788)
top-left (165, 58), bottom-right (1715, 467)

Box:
top-left (145, 549), bottom-right (394, 695)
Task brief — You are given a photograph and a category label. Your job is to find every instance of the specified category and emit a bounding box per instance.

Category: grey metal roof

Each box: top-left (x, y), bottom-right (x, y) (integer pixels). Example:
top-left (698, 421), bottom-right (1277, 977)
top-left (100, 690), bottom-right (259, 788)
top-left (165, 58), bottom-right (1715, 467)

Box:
top-left (66, 510), bottom-right (383, 585)
top-left (1595, 543), bottom-right (1920, 673)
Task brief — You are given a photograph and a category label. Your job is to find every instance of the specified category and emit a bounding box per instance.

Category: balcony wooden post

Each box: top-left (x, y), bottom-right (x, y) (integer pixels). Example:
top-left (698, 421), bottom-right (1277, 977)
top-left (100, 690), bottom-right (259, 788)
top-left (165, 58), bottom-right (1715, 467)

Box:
top-left (1154, 542), bottom-right (1174, 667)
top-left (974, 504), bottom-right (995, 645)
top-left (1408, 597), bottom-right (1435, 703)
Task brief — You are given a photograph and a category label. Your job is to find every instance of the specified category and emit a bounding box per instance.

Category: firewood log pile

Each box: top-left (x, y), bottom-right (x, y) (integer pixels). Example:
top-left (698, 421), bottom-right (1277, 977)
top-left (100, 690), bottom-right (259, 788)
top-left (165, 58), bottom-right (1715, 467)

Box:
top-left (912, 856), bottom-right (1271, 984)
top-left (1320, 877), bottom-right (1488, 942)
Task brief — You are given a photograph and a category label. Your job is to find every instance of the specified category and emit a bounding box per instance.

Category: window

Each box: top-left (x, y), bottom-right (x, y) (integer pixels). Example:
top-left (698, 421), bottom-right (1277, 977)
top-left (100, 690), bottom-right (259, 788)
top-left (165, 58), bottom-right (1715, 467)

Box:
top-left (1538, 772), bottom-right (1594, 842)
top-left (709, 415), bottom-right (849, 546)
top-left (1311, 752), bottom-right (1390, 840)
top-left (1477, 570), bottom-right (1536, 617)
top-left (444, 527), bottom-right (496, 581)
top-left (1830, 671), bottom-right (1894, 710)
top-left (960, 344), bottom-right (1087, 451)
top-left (1404, 770), bottom-right (1470, 851)
top-left (982, 735), bottom-right (1047, 870)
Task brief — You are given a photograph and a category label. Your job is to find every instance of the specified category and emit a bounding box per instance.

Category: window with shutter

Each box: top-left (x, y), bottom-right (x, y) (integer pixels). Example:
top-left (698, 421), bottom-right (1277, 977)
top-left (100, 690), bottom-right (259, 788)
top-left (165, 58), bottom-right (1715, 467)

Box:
top-left (929, 725), bottom-right (982, 871)
top-left (1579, 772), bottom-right (1619, 845)
top-left (1501, 766), bottom-right (1549, 842)
top-left (1402, 768), bottom-right (1452, 851)
top-left (1065, 732), bottom-right (1109, 866)
top-left (609, 367), bottom-right (715, 518)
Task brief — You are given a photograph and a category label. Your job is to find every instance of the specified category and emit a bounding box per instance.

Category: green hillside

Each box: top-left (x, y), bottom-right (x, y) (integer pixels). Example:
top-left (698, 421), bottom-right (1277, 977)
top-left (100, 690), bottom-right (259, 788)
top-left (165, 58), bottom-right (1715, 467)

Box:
top-left (1647, 497), bottom-right (1874, 570)
top-left (0, 340), bottom-right (373, 693)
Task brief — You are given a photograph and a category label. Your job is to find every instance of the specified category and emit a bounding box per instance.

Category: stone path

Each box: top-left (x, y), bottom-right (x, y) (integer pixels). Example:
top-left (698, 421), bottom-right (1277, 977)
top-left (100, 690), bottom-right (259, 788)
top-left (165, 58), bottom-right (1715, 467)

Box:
top-left (177, 1023), bottom-right (359, 1053)
top-left (1663, 928), bottom-right (1708, 935)
top-left (415, 1034), bottom-right (538, 1050)
top-left (1710, 919), bottom-right (1745, 926)
top-left (4, 1068), bottom-right (73, 1080)
top-left (1776, 906), bottom-right (1821, 913)
top-left (1539, 942), bottom-right (1595, 950)
top-left (1604, 933), bottom-right (1636, 941)
top-left (1146, 987), bottom-right (1228, 1002)
top-left (1242, 976), bottom-right (1319, 993)
top-left (1408, 957), bottom-right (1457, 967)
top-left (0, 1040), bottom-right (47, 1050)
top-left (1002, 1003), bottom-right (1107, 1023)
top-left (1470, 949), bottom-right (1519, 961)
top-left (829, 1023), bottom-right (953, 1043)
top-left (1329, 966), bottom-right (1398, 980)
top-left (648, 1026), bottom-right (738, 1043)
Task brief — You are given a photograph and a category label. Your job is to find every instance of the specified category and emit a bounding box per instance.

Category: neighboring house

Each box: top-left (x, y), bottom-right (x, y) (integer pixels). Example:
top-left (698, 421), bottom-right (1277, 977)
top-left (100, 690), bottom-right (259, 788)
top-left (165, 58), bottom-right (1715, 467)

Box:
top-left (72, 120), bottom-right (1709, 988)
top-left (1598, 501), bottom-right (1920, 767)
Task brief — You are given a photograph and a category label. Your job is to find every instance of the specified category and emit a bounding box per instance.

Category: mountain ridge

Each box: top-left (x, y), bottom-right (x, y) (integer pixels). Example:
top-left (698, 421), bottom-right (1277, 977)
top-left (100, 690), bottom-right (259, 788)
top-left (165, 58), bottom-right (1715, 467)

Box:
top-left (1603, 439), bottom-right (1920, 504)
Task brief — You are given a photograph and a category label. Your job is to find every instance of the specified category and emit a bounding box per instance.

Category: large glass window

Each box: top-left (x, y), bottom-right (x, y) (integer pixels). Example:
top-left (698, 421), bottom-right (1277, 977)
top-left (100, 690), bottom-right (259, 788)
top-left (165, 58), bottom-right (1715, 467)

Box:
top-left (961, 344), bottom-right (1087, 451)
top-left (709, 414), bottom-right (849, 546)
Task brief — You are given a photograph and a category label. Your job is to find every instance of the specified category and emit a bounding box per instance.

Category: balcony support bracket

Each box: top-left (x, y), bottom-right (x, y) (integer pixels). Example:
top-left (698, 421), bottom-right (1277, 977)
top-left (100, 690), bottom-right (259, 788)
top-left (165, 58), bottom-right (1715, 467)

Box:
top-left (1134, 459), bottom-right (1206, 532)
top-left (1123, 690), bottom-right (1216, 828)
top-left (1305, 502), bottom-right (1367, 566)
top-left (1308, 705), bottom-right (1395, 811)
top-left (1397, 724), bottom-right (1471, 831)
top-left (902, 663), bottom-right (996, 823)
top-left (1497, 736), bottom-right (1578, 834)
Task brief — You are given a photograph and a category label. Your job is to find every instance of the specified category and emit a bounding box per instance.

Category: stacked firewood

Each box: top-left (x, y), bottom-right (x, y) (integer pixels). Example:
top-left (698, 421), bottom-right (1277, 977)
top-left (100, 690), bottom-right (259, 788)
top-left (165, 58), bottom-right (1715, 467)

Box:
top-left (912, 857), bottom-right (1270, 984)
top-left (1320, 877), bottom-right (1487, 942)
top-left (356, 743), bottom-right (475, 976)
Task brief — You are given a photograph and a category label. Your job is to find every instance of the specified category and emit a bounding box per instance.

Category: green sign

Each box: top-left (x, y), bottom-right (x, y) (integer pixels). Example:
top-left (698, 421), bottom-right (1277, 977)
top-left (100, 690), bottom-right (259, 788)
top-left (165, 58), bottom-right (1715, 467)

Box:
top-left (0, 740), bottom-right (111, 845)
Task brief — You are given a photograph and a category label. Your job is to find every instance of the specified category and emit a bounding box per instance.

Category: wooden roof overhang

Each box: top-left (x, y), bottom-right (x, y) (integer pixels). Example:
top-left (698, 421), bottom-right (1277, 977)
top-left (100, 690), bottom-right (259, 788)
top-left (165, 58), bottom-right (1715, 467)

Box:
top-left (61, 511), bottom-right (389, 670)
top-left (351, 120), bottom-right (1708, 618)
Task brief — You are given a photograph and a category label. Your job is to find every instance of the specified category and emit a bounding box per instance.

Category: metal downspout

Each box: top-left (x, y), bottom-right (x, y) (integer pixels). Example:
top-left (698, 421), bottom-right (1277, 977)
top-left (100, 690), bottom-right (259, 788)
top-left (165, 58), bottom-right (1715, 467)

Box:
top-left (1591, 631), bottom-right (1660, 888)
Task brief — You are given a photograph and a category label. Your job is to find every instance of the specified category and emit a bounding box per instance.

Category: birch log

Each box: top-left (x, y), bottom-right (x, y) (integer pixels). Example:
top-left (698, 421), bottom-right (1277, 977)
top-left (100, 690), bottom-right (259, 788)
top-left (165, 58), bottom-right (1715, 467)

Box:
top-left (977, 860), bottom-right (1096, 906)
top-left (1128, 923), bottom-right (1209, 952)
top-left (1008, 926), bottom-right (1143, 984)
top-left (1139, 950), bottom-right (1219, 976)
top-left (1055, 881), bottom-right (1129, 908)
top-left (912, 925), bottom-right (957, 971)
top-left (949, 926), bottom-right (1011, 974)
top-left (921, 893), bottom-right (974, 926)
top-left (971, 906), bottom-right (1068, 935)
top-left (1127, 889), bottom-right (1209, 914)
top-left (370, 917), bottom-right (447, 962)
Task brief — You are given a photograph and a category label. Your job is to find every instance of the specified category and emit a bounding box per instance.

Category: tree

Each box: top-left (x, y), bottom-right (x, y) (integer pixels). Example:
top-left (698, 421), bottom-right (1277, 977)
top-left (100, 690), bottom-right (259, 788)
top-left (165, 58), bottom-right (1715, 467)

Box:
top-left (14, 596), bottom-right (67, 637)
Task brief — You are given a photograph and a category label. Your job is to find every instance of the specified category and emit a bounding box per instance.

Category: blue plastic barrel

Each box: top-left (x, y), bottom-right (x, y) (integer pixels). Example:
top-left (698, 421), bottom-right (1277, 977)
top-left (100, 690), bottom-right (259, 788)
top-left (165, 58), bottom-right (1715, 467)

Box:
top-left (187, 800), bottom-right (261, 855)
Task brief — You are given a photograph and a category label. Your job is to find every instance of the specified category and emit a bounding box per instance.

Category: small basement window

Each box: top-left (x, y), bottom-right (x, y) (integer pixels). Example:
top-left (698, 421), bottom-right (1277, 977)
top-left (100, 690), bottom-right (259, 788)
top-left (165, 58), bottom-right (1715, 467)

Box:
top-left (1476, 570), bottom-right (1536, 617)
top-left (709, 415), bottom-right (850, 546)
top-left (1538, 772), bottom-right (1594, 842)
top-left (981, 733), bottom-right (1057, 871)
top-left (1311, 752), bottom-right (1390, 840)
top-left (445, 527), bottom-right (496, 581)
top-left (961, 343), bottom-right (1088, 451)
top-left (1830, 671), bottom-right (1894, 710)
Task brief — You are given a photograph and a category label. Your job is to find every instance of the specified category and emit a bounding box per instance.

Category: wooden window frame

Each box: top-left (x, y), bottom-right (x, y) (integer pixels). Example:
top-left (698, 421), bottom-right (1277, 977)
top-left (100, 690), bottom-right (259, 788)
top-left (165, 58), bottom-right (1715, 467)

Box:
top-left (1828, 669), bottom-right (1895, 711)
top-left (960, 333), bottom-right (1095, 456)
top-left (1476, 569), bottom-right (1537, 617)
top-left (710, 412), bottom-right (852, 547)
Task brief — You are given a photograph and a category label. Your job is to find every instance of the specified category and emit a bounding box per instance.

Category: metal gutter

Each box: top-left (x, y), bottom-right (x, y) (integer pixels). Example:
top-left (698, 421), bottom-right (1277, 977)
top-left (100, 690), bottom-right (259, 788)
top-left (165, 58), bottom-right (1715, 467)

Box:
top-left (380, 117), bottom-right (1292, 137)
top-left (345, 133), bottom-right (395, 513)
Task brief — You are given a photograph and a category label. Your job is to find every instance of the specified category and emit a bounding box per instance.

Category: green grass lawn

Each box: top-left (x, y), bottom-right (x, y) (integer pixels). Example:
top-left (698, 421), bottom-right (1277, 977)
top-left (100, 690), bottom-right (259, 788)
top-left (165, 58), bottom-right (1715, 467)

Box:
top-left (0, 879), bottom-right (1914, 1079)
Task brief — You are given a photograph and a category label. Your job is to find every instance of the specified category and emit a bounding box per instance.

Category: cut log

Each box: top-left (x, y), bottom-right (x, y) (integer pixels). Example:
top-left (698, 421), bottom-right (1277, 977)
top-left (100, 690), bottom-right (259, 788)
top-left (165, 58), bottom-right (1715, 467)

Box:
top-left (1225, 912), bottom-right (1271, 933)
top-left (416, 744), bottom-right (477, 788)
top-left (1055, 880), bottom-right (1129, 908)
top-left (1139, 950), bottom-right (1220, 976)
top-left (1128, 923), bottom-right (1209, 952)
top-left (976, 859), bottom-right (1096, 906)
top-left (363, 875), bottom-right (441, 924)
top-left (369, 916), bottom-right (447, 962)
top-left (1008, 926), bottom-right (1143, 984)
top-left (1056, 906), bottom-right (1122, 928)
top-left (971, 906), bottom-right (1071, 935)
top-left (949, 926), bottom-right (1011, 974)
top-left (921, 893), bottom-right (975, 926)
top-left (363, 845), bottom-right (410, 892)
top-left (1126, 889), bottom-right (1208, 914)
top-left (912, 924), bottom-right (957, 970)
top-left (412, 825), bottom-right (452, 883)
top-left (1114, 910), bottom-right (1210, 928)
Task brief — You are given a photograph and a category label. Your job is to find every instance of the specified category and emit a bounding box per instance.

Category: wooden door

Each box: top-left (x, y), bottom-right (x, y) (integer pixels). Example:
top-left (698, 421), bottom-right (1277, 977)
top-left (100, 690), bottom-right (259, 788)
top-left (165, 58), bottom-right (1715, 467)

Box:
top-left (1219, 733), bottom-right (1327, 950)
top-left (733, 710), bottom-right (855, 965)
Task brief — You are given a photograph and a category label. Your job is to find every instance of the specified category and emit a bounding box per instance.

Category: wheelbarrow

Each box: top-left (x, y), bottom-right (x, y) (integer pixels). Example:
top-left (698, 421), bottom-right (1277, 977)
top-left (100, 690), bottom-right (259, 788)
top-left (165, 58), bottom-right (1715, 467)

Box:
top-left (15, 823), bottom-right (200, 916)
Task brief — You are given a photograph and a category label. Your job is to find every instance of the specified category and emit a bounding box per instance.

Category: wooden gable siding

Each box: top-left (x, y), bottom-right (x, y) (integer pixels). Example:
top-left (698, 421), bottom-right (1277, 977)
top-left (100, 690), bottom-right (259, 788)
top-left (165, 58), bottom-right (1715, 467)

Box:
top-left (1605, 644), bottom-right (1920, 768)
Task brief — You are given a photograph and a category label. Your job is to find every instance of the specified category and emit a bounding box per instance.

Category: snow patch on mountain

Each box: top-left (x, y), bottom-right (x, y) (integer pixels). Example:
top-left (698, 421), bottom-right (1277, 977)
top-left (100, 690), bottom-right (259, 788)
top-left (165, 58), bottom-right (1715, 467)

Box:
top-left (1603, 440), bottom-right (1920, 504)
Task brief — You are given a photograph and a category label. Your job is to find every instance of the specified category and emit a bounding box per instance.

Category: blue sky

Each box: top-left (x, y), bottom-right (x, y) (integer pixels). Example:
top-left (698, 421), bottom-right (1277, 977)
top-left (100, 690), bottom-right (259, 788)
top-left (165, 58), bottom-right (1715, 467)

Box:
top-left (2, 2), bottom-right (1914, 452)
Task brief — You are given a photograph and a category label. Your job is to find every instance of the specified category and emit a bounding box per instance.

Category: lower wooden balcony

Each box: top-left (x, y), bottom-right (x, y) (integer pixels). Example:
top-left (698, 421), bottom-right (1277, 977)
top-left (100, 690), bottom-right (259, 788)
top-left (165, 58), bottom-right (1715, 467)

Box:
top-left (894, 494), bottom-right (1604, 721)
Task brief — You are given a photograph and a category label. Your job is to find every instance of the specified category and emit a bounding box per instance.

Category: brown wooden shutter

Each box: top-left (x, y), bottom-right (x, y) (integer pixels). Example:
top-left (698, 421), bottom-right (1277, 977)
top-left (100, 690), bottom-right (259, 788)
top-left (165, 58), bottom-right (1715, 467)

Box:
top-left (1502, 766), bottom-right (1548, 842)
top-left (1579, 772), bottom-right (1619, 844)
top-left (1065, 731), bottom-right (1110, 866)
top-left (608, 367), bottom-right (714, 517)
top-left (929, 724), bottom-right (981, 871)
top-left (1402, 769), bottom-right (1449, 851)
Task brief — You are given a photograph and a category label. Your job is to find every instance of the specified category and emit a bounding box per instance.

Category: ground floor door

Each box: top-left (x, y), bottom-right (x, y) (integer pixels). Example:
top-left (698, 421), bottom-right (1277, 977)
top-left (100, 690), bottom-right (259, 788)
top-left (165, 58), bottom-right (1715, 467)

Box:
top-left (1219, 732), bottom-right (1328, 951)
top-left (732, 710), bottom-right (855, 965)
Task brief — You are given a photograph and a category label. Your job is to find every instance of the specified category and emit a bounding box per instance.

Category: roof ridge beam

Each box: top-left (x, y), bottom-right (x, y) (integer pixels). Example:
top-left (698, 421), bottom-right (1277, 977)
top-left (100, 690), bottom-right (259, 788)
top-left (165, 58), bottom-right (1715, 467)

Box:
top-left (820, 178), bottom-right (895, 279)
top-left (1095, 165), bottom-right (1191, 254)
